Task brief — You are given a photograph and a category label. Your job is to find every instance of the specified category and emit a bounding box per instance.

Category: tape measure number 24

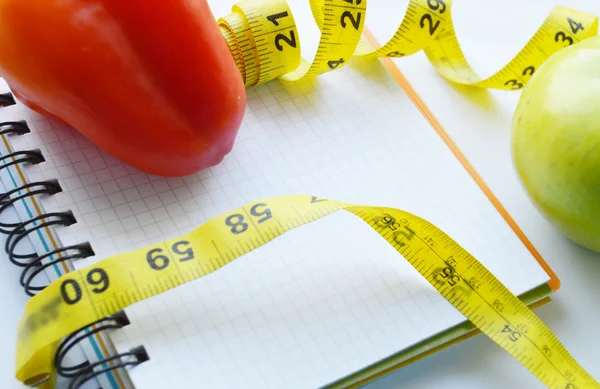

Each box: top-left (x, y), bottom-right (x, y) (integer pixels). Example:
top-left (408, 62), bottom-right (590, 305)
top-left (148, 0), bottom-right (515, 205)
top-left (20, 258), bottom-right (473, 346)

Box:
top-left (15, 0), bottom-right (600, 388)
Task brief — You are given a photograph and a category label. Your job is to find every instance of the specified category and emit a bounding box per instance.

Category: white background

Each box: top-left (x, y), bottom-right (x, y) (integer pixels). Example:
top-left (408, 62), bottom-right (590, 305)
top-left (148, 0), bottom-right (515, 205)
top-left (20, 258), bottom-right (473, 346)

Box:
top-left (1, 1), bottom-right (600, 389)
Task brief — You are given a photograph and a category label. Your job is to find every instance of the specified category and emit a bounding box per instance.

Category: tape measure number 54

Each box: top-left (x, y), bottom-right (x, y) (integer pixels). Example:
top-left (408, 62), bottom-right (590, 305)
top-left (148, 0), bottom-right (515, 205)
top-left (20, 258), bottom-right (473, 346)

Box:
top-left (14, 0), bottom-right (600, 387)
top-left (15, 195), bottom-right (600, 389)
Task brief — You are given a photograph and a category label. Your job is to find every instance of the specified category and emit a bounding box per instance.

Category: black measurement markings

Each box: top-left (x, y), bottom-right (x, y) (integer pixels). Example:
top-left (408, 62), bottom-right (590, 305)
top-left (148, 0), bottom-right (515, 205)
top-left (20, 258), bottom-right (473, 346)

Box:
top-left (253, 26), bottom-right (295, 38)
top-left (235, 28), bottom-right (255, 43)
top-left (531, 25), bottom-right (552, 56)
top-left (326, 4), bottom-right (364, 10)
top-left (211, 240), bottom-right (226, 267)
top-left (261, 65), bottom-right (286, 77)
top-left (242, 240), bottom-right (254, 253)
top-left (119, 293), bottom-right (131, 310)
top-left (204, 259), bottom-right (217, 273)
top-left (267, 11), bottom-right (289, 26)
top-left (405, 6), bottom-right (417, 22)
top-left (234, 244), bottom-right (244, 258)
top-left (151, 280), bottom-right (161, 296)
top-left (546, 18), bottom-right (576, 46)
top-left (189, 267), bottom-right (202, 280)
top-left (462, 304), bottom-right (480, 319)
top-left (130, 272), bottom-right (146, 301)
top-left (410, 232), bottom-right (576, 384)
top-left (411, 1), bottom-right (447, 20)
top-left (159, 274), bottom-right (174, 290)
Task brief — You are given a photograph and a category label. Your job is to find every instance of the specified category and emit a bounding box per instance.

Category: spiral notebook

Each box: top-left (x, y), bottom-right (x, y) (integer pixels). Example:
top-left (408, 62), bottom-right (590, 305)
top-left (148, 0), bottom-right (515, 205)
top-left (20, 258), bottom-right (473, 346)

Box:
top-left (0, 1), bottom-right (559, 388)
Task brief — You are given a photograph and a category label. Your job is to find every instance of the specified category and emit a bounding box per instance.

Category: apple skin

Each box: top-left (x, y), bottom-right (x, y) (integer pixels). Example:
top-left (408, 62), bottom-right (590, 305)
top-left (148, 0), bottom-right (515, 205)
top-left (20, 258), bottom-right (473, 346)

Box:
top-left (512, 36), bottom-right (600, 253)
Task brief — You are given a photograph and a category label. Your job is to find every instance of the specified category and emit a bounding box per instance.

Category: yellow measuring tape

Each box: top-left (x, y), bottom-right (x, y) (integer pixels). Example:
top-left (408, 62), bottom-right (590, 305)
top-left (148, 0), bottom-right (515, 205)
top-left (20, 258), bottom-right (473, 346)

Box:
top-left (14, 0), bottom-right (600, 388)
top-left (16, 196), bottom-right (600, 388)
top-left (218, 0), bottom-right (598, 88)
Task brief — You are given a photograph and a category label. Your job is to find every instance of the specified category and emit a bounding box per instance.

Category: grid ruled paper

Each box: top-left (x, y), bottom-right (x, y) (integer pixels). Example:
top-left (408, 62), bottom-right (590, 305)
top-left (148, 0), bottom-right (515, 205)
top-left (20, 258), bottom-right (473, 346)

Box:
top-left (2, 1), bottom-right (551, 388)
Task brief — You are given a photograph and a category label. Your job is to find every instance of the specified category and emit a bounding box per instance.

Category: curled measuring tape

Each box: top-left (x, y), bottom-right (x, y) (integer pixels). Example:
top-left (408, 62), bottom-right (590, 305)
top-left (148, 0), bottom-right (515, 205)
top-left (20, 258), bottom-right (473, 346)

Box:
top-left (15, 195), bottom-right (600, 388)
top-left (218, 0), bottom-right (598, 88)
top-left (14, 0), bottom-right (600, 388)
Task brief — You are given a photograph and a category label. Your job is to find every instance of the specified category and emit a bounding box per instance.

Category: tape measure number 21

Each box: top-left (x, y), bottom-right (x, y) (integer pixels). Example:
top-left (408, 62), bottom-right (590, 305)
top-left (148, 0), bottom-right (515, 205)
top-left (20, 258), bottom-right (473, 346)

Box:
top-left (15, 0), bottom-right (600, 388)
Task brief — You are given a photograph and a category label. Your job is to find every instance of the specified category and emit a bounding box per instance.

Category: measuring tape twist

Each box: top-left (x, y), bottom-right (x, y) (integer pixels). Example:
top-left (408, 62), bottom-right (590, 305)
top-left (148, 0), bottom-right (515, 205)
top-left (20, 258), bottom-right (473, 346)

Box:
top-left (219, 0), bottom-right (598, 88)
top-left (16, 195), bottom-right (600, 389)
top-left (14, 0), bottom-right (600, 388)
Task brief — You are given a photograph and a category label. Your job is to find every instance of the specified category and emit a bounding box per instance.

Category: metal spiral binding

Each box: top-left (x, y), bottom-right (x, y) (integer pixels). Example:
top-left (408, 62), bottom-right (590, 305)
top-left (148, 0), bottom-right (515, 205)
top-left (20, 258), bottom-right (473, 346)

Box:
top-left (0, 91), bottom-right (16, 107)
top-left (0, 119), bottom-right (149, 388)
top-left (54, 311), bottom-right (149, 389)
top-left (0, 120), bottom-right (30, 136)
top-left (0, 180), bottom-right (63, 234)
top-left (20, 242), bottom-right (95, 296)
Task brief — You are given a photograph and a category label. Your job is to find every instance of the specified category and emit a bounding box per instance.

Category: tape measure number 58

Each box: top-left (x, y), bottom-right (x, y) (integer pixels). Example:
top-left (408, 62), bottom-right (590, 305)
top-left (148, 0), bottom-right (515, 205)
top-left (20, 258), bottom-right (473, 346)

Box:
top-left (15, 195), bottom-right (600, 389)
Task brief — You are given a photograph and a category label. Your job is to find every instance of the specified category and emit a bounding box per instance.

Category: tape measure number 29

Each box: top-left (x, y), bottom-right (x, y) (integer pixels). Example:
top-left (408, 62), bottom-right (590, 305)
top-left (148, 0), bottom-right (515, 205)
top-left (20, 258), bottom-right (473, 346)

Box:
top-left (16, 0), bottom-right (600, 388)
top-left (218, 0), bottom-right (599, 88)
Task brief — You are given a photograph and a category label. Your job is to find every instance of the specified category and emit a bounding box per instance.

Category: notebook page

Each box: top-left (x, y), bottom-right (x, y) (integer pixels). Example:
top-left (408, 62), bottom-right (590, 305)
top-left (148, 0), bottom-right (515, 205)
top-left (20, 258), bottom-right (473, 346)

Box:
top-left (2, 1), bottom-right (551, 388)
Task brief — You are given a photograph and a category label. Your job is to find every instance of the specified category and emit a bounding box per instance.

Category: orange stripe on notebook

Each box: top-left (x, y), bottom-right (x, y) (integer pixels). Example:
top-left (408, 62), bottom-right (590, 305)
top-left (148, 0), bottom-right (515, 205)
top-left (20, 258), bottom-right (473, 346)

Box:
top-left (362, 28), bottom-right (560, 292)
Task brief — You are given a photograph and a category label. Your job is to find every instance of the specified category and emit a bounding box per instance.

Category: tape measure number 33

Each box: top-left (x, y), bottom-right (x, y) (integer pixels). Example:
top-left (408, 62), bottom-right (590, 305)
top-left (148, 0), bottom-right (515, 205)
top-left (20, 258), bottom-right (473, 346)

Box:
top-left (14, 0), bottom-right (600, 388)
top-left (218, 0), bottom-right (598, 88)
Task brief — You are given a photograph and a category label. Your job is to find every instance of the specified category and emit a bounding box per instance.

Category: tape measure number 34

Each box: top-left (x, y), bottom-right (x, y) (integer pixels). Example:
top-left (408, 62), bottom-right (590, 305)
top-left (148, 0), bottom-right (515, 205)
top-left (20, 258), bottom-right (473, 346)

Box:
top-left (218, 0), bottom-right (598, 88)
top-left (15, 0), bottom-right (600, 388)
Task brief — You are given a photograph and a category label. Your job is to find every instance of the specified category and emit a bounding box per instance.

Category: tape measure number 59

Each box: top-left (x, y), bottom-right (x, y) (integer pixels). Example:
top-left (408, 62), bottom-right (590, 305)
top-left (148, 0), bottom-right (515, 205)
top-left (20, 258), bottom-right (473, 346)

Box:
top-left (14, 0), bottom-right (600, 387)
top-left (15, 195), bottom-right (600, 389)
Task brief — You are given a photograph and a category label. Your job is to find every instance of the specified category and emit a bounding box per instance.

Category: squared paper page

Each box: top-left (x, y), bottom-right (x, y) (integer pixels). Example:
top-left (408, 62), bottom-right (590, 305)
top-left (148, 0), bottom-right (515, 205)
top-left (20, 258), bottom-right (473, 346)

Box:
top-left (2, 2), bottom-right (551, 388)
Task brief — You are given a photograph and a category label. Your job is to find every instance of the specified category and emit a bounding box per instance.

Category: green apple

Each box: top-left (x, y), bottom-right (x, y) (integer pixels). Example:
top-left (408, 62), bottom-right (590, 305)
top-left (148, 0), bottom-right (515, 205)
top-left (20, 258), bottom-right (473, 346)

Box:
top-left (512, 36), bottom-right (600, 253)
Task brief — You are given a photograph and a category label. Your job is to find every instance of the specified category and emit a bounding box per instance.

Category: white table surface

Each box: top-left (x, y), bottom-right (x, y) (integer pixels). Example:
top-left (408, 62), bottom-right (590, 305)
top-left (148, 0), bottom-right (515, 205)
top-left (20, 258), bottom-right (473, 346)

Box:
top-left (1, 1), bottom-right (600, 388)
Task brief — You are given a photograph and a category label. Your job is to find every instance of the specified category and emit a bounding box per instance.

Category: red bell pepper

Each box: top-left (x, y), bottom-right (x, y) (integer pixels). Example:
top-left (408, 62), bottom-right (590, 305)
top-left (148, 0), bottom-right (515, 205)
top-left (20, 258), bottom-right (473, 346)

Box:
top-left (0, 0), bottom-right (246, 177)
